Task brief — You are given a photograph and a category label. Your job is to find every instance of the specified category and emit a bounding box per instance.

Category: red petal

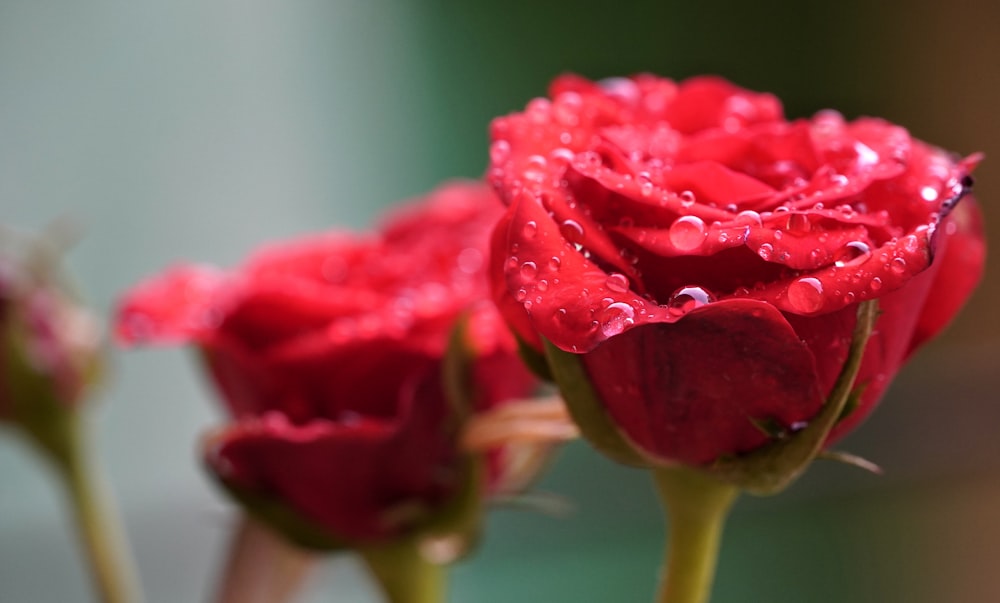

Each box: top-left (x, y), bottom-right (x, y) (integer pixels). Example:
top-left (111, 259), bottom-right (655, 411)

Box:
top-left (204, 414), bottom-right (442, 543)
top-left (907, 197), bottom-right (986, 354)
top-left (115, 264), bottom-right (226, 345)
top-left (581, 299), bottom-right (824, 464)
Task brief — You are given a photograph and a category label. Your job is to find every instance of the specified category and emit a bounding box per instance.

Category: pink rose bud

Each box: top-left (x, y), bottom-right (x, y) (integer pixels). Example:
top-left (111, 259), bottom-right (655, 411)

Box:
top-left (1, 245), bottom-right (103, 439)
top-left (488, 74), bottom-right (985, 471)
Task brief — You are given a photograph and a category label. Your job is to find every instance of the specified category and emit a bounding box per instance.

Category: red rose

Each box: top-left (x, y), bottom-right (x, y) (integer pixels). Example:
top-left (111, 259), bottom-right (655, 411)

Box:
top-left (488, 74), bottom-right (985, 466)
top-left (116, 182), bottom-right (537, 544)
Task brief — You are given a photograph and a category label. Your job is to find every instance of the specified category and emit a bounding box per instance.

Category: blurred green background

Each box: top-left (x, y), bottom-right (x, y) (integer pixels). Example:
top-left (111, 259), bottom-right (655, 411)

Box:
top-left (2, 1), bottom-right (998, 601)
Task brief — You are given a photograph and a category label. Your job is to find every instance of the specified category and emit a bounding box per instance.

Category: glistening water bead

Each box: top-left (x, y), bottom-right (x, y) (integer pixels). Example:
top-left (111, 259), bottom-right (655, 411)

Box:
top-left (669, 216), bottom-right (707, 251)
top-left (600, 302), bottom-right (635, 337)
top-left (787, 277), bottom-right (824, 313)
top-left (666, 286), bottom-right (714, 316)
top-left (606, 273), bottom-right (630, 293)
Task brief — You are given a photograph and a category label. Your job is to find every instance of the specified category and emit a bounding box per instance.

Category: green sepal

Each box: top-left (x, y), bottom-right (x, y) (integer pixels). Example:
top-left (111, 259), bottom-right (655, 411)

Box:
top-left (542, 338), bottom-right (647, 467)
top-left (707, 300), bottom-right (880, 495)
top-left (442, 313), bottom-right (477, 425)
top-left (1, 305), bottom-right (89, 464)
top-left (516, 334), bottom-right (553, 382)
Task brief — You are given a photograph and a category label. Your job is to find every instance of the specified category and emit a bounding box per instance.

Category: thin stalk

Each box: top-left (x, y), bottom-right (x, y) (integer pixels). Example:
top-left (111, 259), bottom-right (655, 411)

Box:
top-left (653, 468), bottom-right (739, 603)
top-left (48, 417), bottom-right (141, 603)
top-left (360, 539), bottom-right (446, 603)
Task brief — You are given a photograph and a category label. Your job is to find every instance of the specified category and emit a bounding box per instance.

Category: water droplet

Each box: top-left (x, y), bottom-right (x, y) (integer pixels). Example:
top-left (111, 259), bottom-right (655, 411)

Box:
top-left (900, 235), bottom-right (920, 253)
top-left (605, 273), bottom-right (630, 293)
top-left (679, 190), bottom-right (696, 207)
top-left (560, 219), bottom-right (585, 243)
top-left (599, 302), bottom-right (635, 337)
top-left (890, 257), bottom-right (907, 274)
top-left (787, 277), bottom-right (824, 313)
top-left (519, 261), bottom-right (538, 281)
top-left (514, 288), bottom-right (528, 302)
top-left (666, 286), bottom-right (714, 316)
top-left (785, 213), bottom-right (811, 233)
top-left (536, 279), bottom-right (549, 292)
top-left (758, 243), bottom-right (774, 261)
top-left (548, 255), bottom-right (562, 271)
top-left (870, 277), bottom-right (883, 291)
top-left (524, 155), bottom-right (548, 182)
top-left (736, 210), bottom-right (762, 227)
top-left (506, 256), bottom-right (519, 270)
top-left (521, 221), bottom-right (538, 240)
top-left (489, 140), bottom-right (511, 164)
top-left (526, 98), bottom-right (551, 123)
top-left (550, 147), bottom-right (574, 163)
top-left (669, 216), bottom-right (707, 251)
top-left (834, 241), bottom-right (872, 267)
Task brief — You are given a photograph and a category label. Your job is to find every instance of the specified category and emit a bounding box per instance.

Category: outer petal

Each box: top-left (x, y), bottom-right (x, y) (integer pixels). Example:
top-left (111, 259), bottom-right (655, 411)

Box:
top-left (581, 299), bottom-right (825, 465)
top-left (907, 197), bottom-right (986, 354)
top-left (115, 264), bottom-right (227, 345)
top-left (205, 362), bottom-right (457, 543)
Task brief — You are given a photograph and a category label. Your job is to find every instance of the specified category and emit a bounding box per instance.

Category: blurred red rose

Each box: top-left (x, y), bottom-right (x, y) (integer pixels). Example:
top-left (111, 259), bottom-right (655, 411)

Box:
top-left (116, 182), bottom-right (537, 544)
top-left (488, 74), bottom-right (985, 466)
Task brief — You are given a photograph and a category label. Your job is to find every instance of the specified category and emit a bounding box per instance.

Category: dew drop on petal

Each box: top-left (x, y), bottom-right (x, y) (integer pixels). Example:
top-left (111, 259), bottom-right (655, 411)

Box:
top-left (522, 220), bottom-right (538, 239)
top-left (890, 257), bottom-right (907, 274)
top-left (551, 147), bottom-right (575, 163)
top-left (519, 261), bottom-right (538, 281)
top-left (834, 241), bottom-right (872, 267)
top-left (900, 235), bottom-right (921, 253)
top-left (524, 155), bottom-right (548, 182)
top-left (599, 302), bottom-right (635, 337)
top-left (548, 255), bottom-right (562, 271)
top-left (787, 277), bottom-right (824, 313)
top-left (785, 213), bottom-right (811, 233)
top-left (666, 285), bottom-right (714, 316)
top-left (489, 140), bottom-right (511, 164)
top-left (679, 190), bottom-right (696, 207)
top-left (514, 288), bottom-right (528, 302)
top-left (736, 210), bottom-right (762, 227)
top-left (605, 273), bottom-right (630, 293)
top-left (758, 243), bottom-right (774, 261)
top-left (669, 216), bottom-right (707, 251)
top-left (870, 277), bottom-right (883, 291)
top-left (560, 219), bottom-right (585, 243)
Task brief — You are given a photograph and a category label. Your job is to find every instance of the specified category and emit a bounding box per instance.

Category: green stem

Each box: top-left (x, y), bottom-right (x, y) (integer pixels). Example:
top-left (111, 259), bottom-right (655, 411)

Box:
top-left (360, 539), bottom-right (446, 603)
top-left (47, 417), bottom-right (141, 603)
top-left (653, 468), bottom-right (739, 603)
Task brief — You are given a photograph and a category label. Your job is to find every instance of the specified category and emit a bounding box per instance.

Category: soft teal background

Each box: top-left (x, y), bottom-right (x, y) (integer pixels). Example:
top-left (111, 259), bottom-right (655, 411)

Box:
top-left (2, 1), bottom-right (998, 601)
